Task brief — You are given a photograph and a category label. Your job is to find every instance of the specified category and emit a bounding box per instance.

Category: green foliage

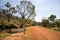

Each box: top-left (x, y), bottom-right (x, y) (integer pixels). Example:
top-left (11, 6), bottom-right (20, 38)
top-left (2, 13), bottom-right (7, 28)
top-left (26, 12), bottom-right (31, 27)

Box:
top-left (48, 15), bottom-right (56, 23)
top-left (0, 1), bottom-right (36, 35)
top-left (41, 15), bottom-right (60, 31)
top-left (42, 19), bottom-right (50, 27)
top-left (55, 19), bottom-right (60, 27)
top-left (16, 0), bottom-right (36, 35)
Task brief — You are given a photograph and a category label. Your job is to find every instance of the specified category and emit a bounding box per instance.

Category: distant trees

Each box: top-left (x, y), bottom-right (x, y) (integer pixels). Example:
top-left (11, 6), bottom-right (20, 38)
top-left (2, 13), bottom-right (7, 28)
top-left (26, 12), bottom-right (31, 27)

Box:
top-left (55, 19), bottom-right (60, 27)
top-left (42, 19), bottom-right (49, 27)
top-left (48, 15), bottom-right (56, 28)
top-left (48, 15), bottom-right (56, 24)
top-left (41, 14), bottom-right (60, 31)
top-left (41, 14), bottom-right (56, 28)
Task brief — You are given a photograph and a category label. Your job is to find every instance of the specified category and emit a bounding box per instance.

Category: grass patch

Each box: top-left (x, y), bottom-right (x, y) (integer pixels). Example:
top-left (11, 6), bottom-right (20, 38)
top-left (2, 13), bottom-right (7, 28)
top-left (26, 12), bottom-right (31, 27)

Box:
top-left (25, 27), bottom-right (32, 35)
top-left (0, 32), bottom-right (10, 40)
top-left (52, 27), bottom-right (60, 31)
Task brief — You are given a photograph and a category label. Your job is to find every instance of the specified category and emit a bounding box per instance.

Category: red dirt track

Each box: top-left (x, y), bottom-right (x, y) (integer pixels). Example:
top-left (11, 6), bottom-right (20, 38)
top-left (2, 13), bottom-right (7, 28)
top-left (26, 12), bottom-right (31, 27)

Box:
top-left (30, 26), bottom-right (60, 40)
top-left (2, 26), bottom-right (60, 40)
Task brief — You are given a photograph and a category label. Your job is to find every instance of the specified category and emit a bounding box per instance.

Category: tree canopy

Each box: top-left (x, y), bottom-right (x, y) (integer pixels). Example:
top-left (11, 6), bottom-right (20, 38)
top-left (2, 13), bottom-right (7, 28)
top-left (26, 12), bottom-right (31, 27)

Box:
top-left (16, 0), bottom-right (36, 28)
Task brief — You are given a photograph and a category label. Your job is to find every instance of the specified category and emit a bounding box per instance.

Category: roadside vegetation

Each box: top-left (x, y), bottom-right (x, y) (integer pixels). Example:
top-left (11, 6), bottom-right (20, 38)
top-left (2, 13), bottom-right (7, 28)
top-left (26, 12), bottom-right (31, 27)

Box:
top-left (0, 32), bottom-right (10, 40)
top-left (41, 15), bottom-right (60, 31)
top-left (0, 0), bottom-right (38, 39)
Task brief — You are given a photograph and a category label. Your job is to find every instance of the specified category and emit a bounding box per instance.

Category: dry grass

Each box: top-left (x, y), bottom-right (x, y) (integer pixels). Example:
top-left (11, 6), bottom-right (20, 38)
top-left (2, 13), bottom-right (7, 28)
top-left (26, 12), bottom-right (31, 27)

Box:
top-left (0, 32), bottom-right (10, 40)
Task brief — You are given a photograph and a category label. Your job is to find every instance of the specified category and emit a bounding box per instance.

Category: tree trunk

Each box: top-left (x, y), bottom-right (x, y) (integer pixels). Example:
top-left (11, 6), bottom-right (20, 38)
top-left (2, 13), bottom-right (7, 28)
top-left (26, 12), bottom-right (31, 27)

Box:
top-left (9, 27), bottom-right (11, 35)
top-left (23, 25), bottom-right (25, 35)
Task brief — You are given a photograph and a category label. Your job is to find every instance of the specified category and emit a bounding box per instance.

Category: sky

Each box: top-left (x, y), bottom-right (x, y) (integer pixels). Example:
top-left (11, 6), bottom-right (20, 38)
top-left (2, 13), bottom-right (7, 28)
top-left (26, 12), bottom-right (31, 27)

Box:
top-left (0, 0), bottom-right (60, 22)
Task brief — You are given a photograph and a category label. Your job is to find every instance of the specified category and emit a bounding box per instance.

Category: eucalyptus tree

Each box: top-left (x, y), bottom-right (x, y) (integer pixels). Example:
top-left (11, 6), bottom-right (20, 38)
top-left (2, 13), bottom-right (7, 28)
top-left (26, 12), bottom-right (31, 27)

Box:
top-left (48, 15), bottom-right (56, 23)
top-left (5, 2), bottom-right (17, 34)
top-left (48, 15), bottom-right (56, 27)
top-left (5, 2), bottom-right (17, 22)
top-left (16, 0), bottom-right (36, 35)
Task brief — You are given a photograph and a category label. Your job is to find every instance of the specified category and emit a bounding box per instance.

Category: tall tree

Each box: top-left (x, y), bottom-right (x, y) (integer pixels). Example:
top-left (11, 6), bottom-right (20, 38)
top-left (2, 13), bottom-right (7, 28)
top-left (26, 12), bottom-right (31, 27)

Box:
top-left (16, 0), bottom-right (36, 35)
top-left (48, 15), bottom-right (56, 27)
top-left (48, 15), bottom-right (56, 23)
top-left (5, 2), bottom-right (17, 22)
top-left (5, 2), bottom-right (17, 34)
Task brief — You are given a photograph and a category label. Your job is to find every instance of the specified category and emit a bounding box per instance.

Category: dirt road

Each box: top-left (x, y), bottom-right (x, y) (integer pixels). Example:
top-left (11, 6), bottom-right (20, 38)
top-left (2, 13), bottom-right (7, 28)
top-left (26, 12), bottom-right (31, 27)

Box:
top-left (30, 26), bottom-right (60, 40)
top-left (2, 26), bottom-right (60, 40)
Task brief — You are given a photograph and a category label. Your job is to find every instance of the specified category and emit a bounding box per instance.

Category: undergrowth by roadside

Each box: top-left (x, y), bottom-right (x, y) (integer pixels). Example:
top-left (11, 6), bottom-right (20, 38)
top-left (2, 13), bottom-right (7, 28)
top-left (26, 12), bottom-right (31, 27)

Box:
top-left (0, 32), bottom-right (10, 40)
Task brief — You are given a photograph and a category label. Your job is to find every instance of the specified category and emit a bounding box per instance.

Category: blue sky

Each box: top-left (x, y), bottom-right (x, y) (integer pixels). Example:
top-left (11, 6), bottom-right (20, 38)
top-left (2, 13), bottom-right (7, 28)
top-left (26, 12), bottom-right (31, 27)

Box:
top-left (0, 0), bottom-right (60, 22)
